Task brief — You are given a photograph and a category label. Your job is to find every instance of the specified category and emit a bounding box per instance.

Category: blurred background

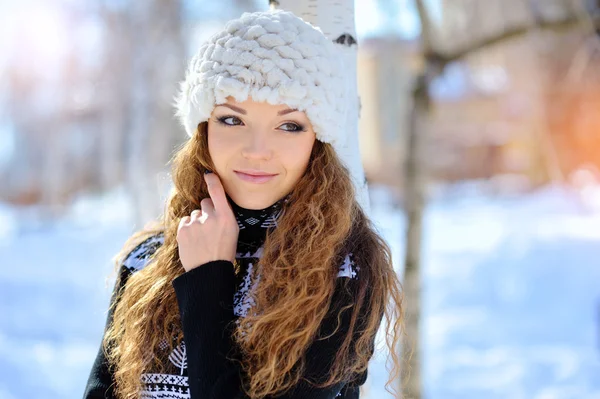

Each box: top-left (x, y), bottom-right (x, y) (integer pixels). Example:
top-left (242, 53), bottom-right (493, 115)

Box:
top-left (1, 0), bottom-right (600, 398)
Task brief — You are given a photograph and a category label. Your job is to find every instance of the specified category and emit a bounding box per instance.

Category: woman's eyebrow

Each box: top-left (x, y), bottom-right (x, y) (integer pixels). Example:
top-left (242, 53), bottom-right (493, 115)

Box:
top-left (217, 104), bottom-right (247, 114)
top-left (278, 108), bottom-right (298, 116)
top-left (216, 104), bottom-right (297, 116)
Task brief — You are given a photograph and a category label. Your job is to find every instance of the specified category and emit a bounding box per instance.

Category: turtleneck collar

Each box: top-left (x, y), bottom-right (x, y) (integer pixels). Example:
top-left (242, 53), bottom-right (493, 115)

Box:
top-left (226, 194), bottom-right (289, 254)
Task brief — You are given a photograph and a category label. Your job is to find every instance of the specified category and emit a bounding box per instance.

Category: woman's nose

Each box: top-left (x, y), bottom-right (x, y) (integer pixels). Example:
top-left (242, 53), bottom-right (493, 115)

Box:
top-left (241, 131), bottom-right (273, 161)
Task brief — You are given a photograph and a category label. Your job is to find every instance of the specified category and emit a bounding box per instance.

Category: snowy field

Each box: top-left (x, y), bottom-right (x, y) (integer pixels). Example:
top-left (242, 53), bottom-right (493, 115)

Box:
top-left (1, 183), bottom-right (599, 399)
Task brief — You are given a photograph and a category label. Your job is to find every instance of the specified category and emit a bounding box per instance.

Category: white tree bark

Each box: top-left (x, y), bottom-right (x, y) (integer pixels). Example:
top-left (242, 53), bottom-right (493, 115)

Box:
top-left (128, 2), bottom-right (154, 227)
top-left (269, 0), bottom-right (370, 214)
top-left (128, 0), bottom-right (184, 227)
top-left (99, 7), bottom-right (131, 192)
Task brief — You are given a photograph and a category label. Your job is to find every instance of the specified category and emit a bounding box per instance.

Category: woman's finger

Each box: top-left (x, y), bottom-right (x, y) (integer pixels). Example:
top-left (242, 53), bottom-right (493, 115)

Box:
top-left (179, 216), bottom-right (191, 229)
top-left (204, 173), bottom-right (229, 214)
top-left (200, 198), bottom-right (215, 214)
top-left (190, 209), bottom-right (202, 220)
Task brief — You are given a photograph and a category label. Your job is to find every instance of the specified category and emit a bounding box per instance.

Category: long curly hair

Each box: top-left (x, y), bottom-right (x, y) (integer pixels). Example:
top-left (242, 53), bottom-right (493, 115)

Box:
top-left (103, 121), bottom-right (405, 398)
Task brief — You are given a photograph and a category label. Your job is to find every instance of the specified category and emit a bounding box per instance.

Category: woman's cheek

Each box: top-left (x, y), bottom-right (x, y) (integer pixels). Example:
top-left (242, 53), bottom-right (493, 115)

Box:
top-left (209, 130), bottom-right (235, 159)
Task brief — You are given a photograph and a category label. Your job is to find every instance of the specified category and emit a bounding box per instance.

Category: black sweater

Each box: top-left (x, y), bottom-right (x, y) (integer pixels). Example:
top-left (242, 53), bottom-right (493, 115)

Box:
top-left (83, 197), bottom-right (374, 399)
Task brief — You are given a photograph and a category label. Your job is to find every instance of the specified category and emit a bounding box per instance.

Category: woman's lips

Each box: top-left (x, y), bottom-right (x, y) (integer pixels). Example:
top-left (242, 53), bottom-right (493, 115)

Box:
top-left (234, 171), bottom-right (277, 184)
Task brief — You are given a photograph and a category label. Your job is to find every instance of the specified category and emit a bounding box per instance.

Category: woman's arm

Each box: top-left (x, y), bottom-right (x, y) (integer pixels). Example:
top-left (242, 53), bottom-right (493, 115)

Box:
top-left (172, 260), bottom-right (373, 399)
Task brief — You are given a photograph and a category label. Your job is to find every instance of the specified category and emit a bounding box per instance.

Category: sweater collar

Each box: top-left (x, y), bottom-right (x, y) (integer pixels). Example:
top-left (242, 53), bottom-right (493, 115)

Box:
top-left (227, 194), bottom-right (289, 253)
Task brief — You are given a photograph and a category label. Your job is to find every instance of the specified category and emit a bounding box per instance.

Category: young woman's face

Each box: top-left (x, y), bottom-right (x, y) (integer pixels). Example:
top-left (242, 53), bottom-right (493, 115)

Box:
top-left (207, 97), bottom-right (317, 210)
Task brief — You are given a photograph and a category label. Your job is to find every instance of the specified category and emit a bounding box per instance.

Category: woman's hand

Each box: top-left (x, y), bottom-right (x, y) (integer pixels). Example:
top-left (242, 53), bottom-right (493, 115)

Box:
top-left (176, 173), bottom-right (239, 272)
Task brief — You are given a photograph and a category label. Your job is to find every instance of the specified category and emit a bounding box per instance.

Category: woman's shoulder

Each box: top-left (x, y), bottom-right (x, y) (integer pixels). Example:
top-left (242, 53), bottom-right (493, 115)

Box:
top-left (121, 232), bottom-right (165, 274)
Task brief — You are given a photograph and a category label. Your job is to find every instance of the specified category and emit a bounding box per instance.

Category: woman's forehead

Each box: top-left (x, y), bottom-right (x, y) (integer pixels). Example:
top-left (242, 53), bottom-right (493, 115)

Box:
top-left (217, 96), bottom-right (305, 117)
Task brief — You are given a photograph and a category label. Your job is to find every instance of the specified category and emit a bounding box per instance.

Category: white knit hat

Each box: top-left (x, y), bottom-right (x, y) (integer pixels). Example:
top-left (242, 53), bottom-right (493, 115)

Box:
top-left (175, 9), bottom-right (361, 195)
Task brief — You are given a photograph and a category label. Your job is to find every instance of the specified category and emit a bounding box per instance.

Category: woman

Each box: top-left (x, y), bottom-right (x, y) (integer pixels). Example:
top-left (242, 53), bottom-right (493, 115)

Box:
top-left (84, 9), bottom-right (403, 399)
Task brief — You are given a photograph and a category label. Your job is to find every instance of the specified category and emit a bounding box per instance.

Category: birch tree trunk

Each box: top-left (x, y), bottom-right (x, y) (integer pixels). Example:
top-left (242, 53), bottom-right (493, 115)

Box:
top-left (128, 0), bottom-right (184, 227)
top-left (269, 0), bottom-right (370, 214)
top-left (99, 7), bottom-right (131, 192)
top-left (402, 74), bottom-right (429, 399)
top-left (128, 2), bottom-right (154, 227)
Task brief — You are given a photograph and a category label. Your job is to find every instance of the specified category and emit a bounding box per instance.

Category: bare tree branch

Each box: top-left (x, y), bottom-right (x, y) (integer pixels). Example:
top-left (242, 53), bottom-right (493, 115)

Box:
top-left (414, 0), bottom-right (435, 54)
top-left (421, 6), bottom-right (600, 69)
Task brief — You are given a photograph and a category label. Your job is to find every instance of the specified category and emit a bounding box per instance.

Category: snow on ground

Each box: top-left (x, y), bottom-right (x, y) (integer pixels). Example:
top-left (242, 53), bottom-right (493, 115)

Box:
top-left (0, 188), bottom-right (136, 399)
top-left (366, 183), bottom-right (600, 399)
top-left (1, 183), bottom-right (599, 398)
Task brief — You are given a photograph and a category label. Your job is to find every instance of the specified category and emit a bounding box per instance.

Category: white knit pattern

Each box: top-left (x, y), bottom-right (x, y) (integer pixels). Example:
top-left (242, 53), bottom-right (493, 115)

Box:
top-left (337, 253), bottom-right (359, 279)
top-left (175, 10), bottom-right (347, 149)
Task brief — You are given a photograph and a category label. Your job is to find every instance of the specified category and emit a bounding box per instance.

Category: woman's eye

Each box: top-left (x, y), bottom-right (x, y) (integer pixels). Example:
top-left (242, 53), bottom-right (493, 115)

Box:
top-left (279, 122), bottom-right (304, 132)
top-left (217, 116), bottom-right (243, 126)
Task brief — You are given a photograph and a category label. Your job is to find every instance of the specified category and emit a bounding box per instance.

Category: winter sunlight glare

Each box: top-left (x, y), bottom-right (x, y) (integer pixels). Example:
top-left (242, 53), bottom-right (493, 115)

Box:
top-left (6, 4), bottom-right (69, 74)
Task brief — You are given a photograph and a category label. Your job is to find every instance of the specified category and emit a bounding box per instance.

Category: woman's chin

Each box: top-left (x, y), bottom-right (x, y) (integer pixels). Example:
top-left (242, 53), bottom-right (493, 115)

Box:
top-left (227, 192), bottom-right (278, 210)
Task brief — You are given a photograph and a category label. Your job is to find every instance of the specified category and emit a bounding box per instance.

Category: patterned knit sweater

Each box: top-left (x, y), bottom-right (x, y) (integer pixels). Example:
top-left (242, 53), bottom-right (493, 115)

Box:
top-left (83, 196), bottom-right (372, 399)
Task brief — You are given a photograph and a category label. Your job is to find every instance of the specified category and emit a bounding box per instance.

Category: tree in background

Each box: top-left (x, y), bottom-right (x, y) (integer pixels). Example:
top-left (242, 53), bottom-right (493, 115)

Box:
top-left (401, 0), bottom-right (600, 397)
top-left (126, 0), bottom-right (185, 225)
